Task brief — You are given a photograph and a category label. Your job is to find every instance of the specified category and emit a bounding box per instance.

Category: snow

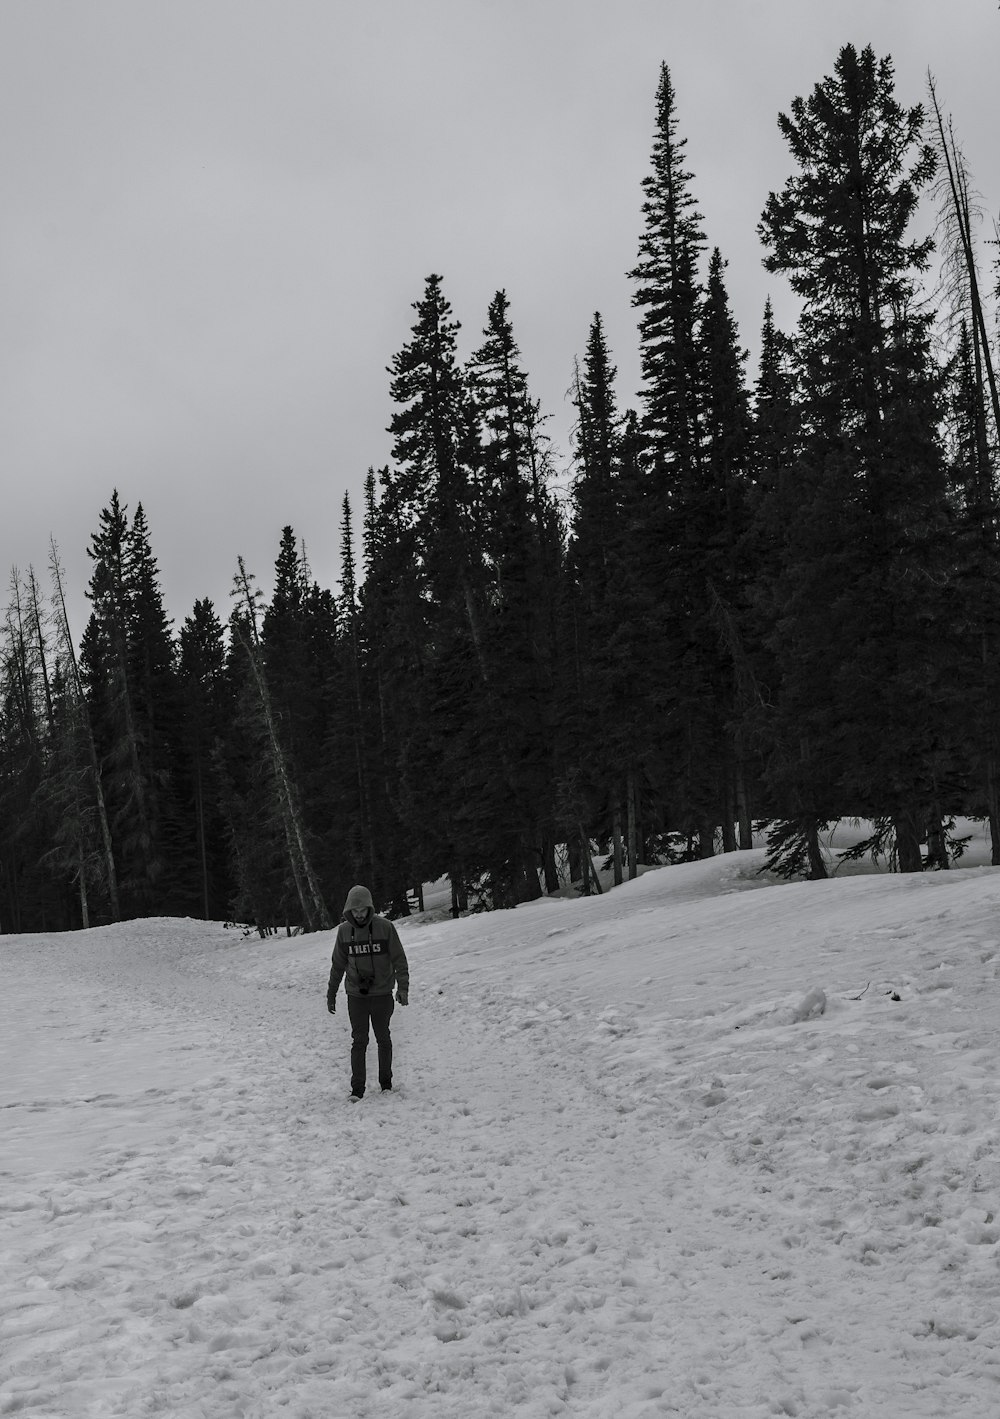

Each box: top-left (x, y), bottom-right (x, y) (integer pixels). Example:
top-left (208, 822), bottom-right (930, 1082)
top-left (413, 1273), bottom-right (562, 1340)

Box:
top-left (5, 843), bottom-right (1000, 1417)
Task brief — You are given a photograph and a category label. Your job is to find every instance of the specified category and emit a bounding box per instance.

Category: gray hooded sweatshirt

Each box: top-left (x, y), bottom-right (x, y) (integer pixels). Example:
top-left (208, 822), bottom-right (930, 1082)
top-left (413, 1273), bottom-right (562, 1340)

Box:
top-left (327, 885), bottom-right (409, 1004)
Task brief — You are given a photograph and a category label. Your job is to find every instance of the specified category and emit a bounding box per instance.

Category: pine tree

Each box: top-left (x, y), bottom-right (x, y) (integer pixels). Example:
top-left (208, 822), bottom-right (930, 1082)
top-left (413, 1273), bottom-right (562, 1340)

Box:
top-left (125, 503), bottom-right (187, 908)
top-left (749, 300), bottom-right (800, 537)
top-left (565, 314), bottom-right (633, 882)
top-left (217, 564), bottom-right (288, 928)
top-left (178, 599), bottom-right (233, 918)
top-left (570, 314), bottom-right (622, 607)
top-left (325, 494), bottom-right (376, 892)
top-left (629, 62), bottom-right (705, 478)
top-left (629, 68), bottom-right (751, 856)
top-left (698, 248), bottom-right (754, 848)
top-left (358, 467), bottom-right (437, 908)
top-left (388, 274), bottom-right (485, 646)
top-left (386, 277), bottom-right (499, 903)
top-left (0, 573), bottom-right (47, 930)
top-left (942, 323), bottom-right (1000, 860)
top-left (227, 555), bottom-right (332, 932)
top-left (37, 660), bottom-right (105, 926)
top-left (465, 290), bottom-right (560, 903)
top-left (759, 43), bottom-right (957, 871)
top-left (744, 303), bottom-right (829, 877)
top-left (80, 493), bottom-right (176, 914)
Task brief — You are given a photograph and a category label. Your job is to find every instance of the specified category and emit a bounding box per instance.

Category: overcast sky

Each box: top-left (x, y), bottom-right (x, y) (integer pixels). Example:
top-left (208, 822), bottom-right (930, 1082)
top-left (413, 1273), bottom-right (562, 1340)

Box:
top-left (2, 0), bottom-right (997, 637)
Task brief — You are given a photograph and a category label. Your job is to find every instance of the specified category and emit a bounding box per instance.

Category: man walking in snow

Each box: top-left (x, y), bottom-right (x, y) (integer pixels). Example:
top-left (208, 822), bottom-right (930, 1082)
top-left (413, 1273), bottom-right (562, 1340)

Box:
top-left (327, 885), bottom-right (409, 1099)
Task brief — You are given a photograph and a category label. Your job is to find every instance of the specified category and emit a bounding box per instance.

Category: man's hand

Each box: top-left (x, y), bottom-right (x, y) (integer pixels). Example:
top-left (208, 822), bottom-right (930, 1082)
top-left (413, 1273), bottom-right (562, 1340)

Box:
top-left (327, 998), bottom-right (336, 1014)
top-left (396, 989), bottom-right (408, 1006)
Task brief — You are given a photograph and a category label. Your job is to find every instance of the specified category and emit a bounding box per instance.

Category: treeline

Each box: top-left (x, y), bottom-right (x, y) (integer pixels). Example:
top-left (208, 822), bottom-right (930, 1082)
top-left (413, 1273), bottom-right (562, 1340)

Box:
top-left (3, 44), bottom-right (999, 933)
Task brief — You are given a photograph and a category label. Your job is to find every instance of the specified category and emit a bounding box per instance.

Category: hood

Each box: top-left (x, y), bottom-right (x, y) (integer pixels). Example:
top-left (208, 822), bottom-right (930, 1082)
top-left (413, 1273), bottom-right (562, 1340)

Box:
top-left (344, 884), bottom-right (375, 918)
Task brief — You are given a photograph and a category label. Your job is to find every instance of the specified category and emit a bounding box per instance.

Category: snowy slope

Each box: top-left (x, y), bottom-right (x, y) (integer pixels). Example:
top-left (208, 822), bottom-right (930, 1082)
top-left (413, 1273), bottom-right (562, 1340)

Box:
top-left (4, 851), bottom-right (1000, 1418)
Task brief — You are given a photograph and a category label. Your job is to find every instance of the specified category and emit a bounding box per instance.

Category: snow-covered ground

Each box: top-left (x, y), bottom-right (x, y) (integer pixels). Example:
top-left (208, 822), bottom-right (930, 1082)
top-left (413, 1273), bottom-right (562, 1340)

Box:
top-left (5, 838), bottom-right (1000, 1417)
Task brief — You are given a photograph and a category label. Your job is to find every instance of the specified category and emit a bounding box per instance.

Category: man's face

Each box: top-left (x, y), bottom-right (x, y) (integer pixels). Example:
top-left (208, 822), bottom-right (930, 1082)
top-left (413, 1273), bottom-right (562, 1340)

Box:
top-left (353, 906), bottom-right (371, 926)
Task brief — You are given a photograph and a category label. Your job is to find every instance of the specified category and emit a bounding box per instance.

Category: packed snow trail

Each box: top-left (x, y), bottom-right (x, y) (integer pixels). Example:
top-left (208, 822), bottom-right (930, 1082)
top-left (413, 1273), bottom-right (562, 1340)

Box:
top-left (4, 851), bottom-right (1000, 1416)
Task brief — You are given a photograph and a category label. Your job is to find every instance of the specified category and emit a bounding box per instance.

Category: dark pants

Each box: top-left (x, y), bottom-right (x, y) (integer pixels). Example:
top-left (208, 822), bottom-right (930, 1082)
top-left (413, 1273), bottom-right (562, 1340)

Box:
top-left (347, 994), bottom-right (395, 1095)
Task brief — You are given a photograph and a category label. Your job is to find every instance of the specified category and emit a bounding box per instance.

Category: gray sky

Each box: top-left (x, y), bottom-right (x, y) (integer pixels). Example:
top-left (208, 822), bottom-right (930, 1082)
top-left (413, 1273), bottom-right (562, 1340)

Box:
top-left (2, 0), bottom-right (997, 637)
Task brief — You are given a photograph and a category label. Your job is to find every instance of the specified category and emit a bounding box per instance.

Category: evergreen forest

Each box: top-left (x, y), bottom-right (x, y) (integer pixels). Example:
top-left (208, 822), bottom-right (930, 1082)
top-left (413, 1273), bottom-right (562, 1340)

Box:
top-left (3, 44), bottom-right (1000, 933)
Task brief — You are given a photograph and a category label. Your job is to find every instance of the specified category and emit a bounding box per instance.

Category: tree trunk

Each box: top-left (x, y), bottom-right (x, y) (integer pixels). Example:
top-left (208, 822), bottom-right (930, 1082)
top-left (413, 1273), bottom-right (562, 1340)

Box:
top-left (982, 635), bottom-right (1000, 865)
top-left (805, 818), bottom-right (827, 880)
top-left (77, 843), bottom-right (90, 930)
top-left (721, 804), bottom-right (737, 854)
top-left (279, 808), bottom-right (316, 932)
top-left (626, 770), bottom-right (639, 880)
top-left (50, 547), bottom-right (120, 921)
top-left (519, 849), bottom-right (543, 902)
top-left (578, 825), bottom-right (603, 894)
top-left (541, 838), bottom-right (559, 895)
top-left (450, 875), bottom-right (468, 917)
top-left (612, 806), bottom-right (624, 886)
top-left (193, 746), bottom-right (209, 919)
top-left (925, 810), bottom-right (949, 871)
top-left (567, 835), bottom-right (581, 888)
top-left (893, 810), bottom-right (923, 874)
top-left (987, 754), bottom-right (1000, 867)
top-left (735, 759), bottom-right (753, 849)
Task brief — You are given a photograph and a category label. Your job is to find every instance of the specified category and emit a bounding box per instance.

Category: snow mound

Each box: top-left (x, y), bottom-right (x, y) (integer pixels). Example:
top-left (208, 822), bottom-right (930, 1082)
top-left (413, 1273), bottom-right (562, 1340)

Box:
top-left (791, 985), bottom-right (827, 1022)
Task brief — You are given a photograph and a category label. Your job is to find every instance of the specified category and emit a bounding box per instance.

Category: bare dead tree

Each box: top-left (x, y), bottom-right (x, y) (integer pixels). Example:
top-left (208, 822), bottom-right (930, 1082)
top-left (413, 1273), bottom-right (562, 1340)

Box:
top-left (48, 539), bottom-right (120, 921)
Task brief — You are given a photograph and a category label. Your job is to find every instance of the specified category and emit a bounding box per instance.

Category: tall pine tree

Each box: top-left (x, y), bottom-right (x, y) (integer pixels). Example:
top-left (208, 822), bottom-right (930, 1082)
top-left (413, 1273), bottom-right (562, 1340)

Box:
top-left (79, 494), bottom-right (180, 914)
top-left (760, 44), bottom-right (958, 871)
top-left (630, 68), bottom-right (750, 857)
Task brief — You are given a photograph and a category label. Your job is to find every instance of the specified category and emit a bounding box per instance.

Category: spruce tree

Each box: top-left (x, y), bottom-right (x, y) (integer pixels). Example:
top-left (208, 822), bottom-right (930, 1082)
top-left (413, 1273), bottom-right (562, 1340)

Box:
top-left (0, 574), bottom-right (49, 929)
top-left (225, 553), bottom-right (332, 932)
top-left (566, 314), bottom-right (633, 881)
top-left (570, 314), bottom-right (622, 607)
top-left (386, 276), bottom-right (500, 902)
top-left (465, 290), bottom-right (559, 903)
top-left (39, 660), bottom-right (105, 926)
top-left (759, 44), bottom-right (957, 870)
top-left (178, 599), bottom-right (233, 918)
top-left (388, 274), bottom-right (485, 646)
top-left (629, 68), bottom-right (749, 856)
top-left (80, 493), bottom-right (178, 913)
top-left (261, 528), bottom-right (335, 805)
top-left (745, 303), bottom-right (828, 877)
top-left (358, 466), bottom-right (434, 905)
top-left (630, 62), bottom-right (705, 479)
top-left (943, 323), bottom-right (1000, 859)
top-left (697, 248), bottom-right (754, 848)
top-left (324, 494), bottom-right (376, 894)
top-left (125, 503), bottom-right (187, 907)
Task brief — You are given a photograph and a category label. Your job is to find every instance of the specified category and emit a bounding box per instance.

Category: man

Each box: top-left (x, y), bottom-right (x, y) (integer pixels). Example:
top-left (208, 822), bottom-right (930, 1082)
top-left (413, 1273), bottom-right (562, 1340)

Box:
top-left (327, 885), bottom-right (409, 1099)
